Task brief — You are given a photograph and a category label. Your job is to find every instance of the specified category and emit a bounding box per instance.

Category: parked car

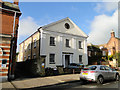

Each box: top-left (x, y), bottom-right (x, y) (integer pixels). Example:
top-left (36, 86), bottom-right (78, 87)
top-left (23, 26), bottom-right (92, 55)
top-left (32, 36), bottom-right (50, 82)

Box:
top-left (67, 63), bottom-right (84, 73)
top-left (68, 63), bottom-right (84, 69)
top-left (80, 65), bottom-right (119, 84)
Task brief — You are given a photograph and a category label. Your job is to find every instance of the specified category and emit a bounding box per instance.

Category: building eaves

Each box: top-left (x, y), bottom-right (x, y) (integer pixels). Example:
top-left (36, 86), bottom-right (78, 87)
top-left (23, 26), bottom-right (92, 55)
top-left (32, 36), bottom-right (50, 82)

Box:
top-left (1, 2), bottom-right (20, 12)
top-left (19, 30), bottom-right (39, 45)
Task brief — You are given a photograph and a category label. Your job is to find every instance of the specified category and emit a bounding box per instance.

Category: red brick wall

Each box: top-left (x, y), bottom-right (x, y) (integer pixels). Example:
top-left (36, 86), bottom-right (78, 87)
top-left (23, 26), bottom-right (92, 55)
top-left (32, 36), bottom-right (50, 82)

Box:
top-left (0, 10), bottom-right (19, 35)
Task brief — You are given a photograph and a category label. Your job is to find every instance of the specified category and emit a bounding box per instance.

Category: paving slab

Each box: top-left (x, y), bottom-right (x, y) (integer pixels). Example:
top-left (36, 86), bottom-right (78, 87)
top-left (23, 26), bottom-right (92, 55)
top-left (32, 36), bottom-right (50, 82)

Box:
top-left (0, 82), bottom-right (15, 90)
top-left (11, 74), bottom-right (80, 89)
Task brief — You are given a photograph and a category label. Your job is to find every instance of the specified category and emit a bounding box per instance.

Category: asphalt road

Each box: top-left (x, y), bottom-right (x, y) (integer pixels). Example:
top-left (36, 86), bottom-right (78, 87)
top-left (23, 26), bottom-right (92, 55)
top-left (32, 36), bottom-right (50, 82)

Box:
top-left (26, 80), bottom-right (120, 90)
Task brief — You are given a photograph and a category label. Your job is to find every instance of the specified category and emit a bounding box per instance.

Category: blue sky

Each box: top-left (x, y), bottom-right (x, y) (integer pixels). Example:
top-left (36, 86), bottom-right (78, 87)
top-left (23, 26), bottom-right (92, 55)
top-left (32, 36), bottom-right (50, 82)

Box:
top-left (14, 1), bottom-right (118, 52)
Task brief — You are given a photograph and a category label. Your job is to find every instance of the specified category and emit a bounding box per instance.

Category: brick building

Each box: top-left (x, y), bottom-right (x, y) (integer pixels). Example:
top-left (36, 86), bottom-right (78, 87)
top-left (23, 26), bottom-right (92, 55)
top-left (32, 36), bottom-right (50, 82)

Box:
top-left (99, 30), bottom-right (120, 67)
top-left (0, 0), bottom-right (21, 81)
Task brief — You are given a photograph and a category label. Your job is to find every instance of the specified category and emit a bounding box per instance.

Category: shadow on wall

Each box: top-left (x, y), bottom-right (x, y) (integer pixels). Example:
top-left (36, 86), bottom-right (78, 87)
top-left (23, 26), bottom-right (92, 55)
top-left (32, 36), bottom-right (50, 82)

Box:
top-left (14, 59), bottom-right (39, 78)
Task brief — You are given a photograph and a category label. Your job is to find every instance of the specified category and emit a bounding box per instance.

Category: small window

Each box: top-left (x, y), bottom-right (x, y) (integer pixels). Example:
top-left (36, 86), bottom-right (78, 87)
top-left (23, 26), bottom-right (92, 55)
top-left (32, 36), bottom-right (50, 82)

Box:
top-left (100, 66), bottom-right (105, 70)
top-left (79, 41), bottom-right (82, 49)
top-left (49, 54), bottom-right (55, 64)
top-left (89, 66), bottom-right (97, 70)
top-left (28, 55), bottom-right (30, 60)
top-left (33, 54), bottom-right (36, 59)
top-left (28, 42), bottom-right (31, 50)
top-left (103, 51), bottom-right (106, 56)
top-left (104, 66), bottom-right (110, 71)
top-left (34, 39), bottom-right (36, 48)
top-left (88, 51), bottom-right (91, 57)
top-left (65, 23), bottom-right (70, 29)
top-left (24, 56), bottom-right (26, 60)
top-left (95, 52), bottom-right (97, 55)
top-left (79, 55), bottom-right (82, 63)
top-left (2, 59), bottom-right (7, 64)
top-left (50, 37), bottom-right (55, 46)
top-left (66, 39), bottom-right (70, 47)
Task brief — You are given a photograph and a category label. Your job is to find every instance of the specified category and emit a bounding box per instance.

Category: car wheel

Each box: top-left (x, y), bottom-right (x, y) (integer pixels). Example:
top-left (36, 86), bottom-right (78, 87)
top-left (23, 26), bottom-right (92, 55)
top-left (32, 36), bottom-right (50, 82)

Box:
top-left (80, 78), bottom-right (86, 84)
top-left (115, 74), bottom-right (119, 81)
top-left (97, 76), bottom-right (104, 84)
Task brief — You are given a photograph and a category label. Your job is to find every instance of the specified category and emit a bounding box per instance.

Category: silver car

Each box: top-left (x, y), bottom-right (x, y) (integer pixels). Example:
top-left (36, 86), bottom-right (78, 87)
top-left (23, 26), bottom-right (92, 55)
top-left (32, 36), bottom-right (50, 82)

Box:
top-left (80, 65), bottom-right (119, 84)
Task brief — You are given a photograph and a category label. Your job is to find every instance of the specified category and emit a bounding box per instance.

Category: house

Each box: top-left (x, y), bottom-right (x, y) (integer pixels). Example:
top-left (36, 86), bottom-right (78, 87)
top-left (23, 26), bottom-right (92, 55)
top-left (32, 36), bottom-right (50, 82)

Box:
top-left (18, 17), bottom-right (88, 69)
top-left (0, 0), bottom-right (21, 80)
top-left (87, 43), bottom-right (102, 65)
top-left (99, 30), bottom-right (120, 67)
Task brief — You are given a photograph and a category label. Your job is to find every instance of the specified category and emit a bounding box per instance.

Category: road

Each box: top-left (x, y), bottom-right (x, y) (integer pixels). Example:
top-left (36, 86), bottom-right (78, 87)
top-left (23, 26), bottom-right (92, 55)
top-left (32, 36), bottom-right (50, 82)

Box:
top-left (26, 80), bottom-right (120, 90)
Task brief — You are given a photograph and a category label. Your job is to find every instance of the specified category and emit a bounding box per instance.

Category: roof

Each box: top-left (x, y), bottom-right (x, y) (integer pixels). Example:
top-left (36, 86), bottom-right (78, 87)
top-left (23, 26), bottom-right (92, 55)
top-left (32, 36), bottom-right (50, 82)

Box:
top-left (19, 17), bottom-right (88, 45)
top-left (19, 30), bottom-right (39, 45)
top-left (115, 37), bottom-right (120, 40)
top-left (1, 2), bottom-right (20, 12)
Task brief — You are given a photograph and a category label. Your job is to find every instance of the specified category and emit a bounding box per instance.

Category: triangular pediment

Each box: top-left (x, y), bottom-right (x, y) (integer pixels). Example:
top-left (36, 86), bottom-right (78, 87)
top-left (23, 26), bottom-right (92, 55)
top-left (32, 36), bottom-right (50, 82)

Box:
top-left (42, 17), bottom-right (88, 38)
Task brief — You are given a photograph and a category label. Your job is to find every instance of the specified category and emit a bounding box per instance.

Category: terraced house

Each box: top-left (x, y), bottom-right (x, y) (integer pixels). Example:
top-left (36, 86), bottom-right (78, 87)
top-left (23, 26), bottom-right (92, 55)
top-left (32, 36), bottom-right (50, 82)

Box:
top-left (18, 17), bottom-right (88, 69)
top-left (0, 0), bottom-right (21, 80)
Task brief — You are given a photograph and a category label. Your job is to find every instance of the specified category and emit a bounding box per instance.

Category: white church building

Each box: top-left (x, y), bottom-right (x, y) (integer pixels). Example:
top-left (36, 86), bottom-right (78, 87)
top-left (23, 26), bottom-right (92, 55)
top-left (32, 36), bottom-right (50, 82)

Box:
top-left (19, 17), bottom-right (88, 69)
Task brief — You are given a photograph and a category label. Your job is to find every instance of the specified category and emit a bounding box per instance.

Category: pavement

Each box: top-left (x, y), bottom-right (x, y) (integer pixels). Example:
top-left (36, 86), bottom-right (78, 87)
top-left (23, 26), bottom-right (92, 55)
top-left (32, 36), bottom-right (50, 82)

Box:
top-left (1, 71), bottom-right (120, 89)
top-left (1, 74), bottom-right (80, 89)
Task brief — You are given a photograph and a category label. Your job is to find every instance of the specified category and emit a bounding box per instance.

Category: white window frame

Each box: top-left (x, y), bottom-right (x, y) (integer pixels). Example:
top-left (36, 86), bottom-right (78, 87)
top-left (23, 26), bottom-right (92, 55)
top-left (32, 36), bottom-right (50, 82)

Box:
top-left (50, 36), bottom-right (56, 46)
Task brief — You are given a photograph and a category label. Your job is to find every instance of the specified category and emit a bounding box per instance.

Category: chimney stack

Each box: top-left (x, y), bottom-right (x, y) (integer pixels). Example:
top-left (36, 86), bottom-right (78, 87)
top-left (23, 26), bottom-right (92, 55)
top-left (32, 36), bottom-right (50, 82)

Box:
top-left (111, 29), bottom-right (115, 37)
top-left (13, 0), bottom-right (19, 5)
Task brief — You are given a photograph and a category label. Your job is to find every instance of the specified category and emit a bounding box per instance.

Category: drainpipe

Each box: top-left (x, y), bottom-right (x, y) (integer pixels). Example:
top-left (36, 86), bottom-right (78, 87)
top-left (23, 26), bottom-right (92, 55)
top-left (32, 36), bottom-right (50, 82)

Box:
top-left (12, 11), bottom-right (16, 37)
top-left (38, 27), bottom-right (42, 57)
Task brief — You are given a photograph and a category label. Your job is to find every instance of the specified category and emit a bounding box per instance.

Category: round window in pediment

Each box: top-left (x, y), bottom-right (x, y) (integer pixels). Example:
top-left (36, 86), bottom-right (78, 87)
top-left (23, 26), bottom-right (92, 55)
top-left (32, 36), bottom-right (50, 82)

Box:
top-left (65, 23), bottom-right (70, 29)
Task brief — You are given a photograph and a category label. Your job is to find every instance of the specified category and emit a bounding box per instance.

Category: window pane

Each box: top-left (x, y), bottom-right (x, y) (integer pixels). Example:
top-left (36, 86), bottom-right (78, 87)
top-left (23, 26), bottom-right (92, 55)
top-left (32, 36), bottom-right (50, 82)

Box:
top-left (50, 54), bottom-right (55, 64)
top-left (89, 66), bottom-right (97, 70)
top-left (79, 55), bottom-right (82, 63)
top-left (79, 41), bottom-right (82, 49)
top-left (34, 39), bottom-right (36, 48)
top-left (105, 66), bottom-right (110, 70)
top-left (50, 37), bottom-right (55, 46)
top-left (100, 66), bottom-right (105, 70)
top-left (66, 39), bottom-right (69, 47)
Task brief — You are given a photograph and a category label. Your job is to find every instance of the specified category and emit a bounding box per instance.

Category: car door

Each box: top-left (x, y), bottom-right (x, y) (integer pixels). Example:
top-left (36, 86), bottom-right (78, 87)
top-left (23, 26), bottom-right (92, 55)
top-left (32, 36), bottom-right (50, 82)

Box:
top-left (99, 66), bottom-right (108, 80)
top-left (104, 66), bottom-right (113, 80)
top-left (108, 67), bottom-right (115, 79)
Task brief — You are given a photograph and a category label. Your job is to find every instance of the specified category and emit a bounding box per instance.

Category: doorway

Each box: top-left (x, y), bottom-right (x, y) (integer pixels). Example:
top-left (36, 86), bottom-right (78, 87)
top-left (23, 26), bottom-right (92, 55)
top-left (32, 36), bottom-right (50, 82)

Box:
top-left (65, 55), bottom-right (70, 67)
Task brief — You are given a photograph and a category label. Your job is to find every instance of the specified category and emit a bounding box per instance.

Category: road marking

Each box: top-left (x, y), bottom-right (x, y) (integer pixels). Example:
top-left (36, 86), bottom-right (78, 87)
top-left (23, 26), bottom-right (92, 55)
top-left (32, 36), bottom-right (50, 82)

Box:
top-left (103, 83), bottom-right (110, 85)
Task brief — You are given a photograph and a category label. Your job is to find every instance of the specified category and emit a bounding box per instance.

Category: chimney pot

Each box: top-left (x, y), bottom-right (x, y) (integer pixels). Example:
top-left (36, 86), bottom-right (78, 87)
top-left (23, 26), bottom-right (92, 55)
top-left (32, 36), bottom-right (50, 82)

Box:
top-left (111, 29), bottom-right (115, 37)
top-left (13, 0), bottom-right (19, 5)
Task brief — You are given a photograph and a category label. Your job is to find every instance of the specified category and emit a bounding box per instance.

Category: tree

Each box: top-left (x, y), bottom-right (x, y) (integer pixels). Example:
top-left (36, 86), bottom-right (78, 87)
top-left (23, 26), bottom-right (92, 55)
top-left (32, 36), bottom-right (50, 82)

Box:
top-left (113, 53), bottom-right (120, 67)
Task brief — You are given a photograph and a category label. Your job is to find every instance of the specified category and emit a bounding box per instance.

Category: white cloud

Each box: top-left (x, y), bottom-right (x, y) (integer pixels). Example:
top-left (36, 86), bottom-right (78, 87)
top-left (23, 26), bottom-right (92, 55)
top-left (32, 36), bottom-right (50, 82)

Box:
top-left (94, 2), bottom-right (118, 13)
top-left (87, 9), bottom-right (118, 45)
top-left (18, 16), bottom-right (39, 37)
top-left (17, 16), bottom-right (39, 52)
